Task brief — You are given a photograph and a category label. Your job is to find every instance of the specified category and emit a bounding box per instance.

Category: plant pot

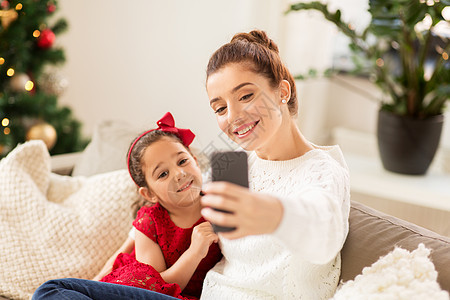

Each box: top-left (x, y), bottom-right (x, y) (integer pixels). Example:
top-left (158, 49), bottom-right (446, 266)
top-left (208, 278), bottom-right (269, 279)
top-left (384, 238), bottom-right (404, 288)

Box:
top-left (377, 110), bottom-right (444, 175)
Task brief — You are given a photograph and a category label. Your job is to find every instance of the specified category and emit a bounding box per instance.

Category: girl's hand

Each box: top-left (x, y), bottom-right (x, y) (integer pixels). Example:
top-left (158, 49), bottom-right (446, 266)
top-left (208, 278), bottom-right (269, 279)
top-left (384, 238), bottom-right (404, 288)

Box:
top-left (201, 182), bottom-right (284, 239)
top-left (189, 222), bottom-right (219, 259)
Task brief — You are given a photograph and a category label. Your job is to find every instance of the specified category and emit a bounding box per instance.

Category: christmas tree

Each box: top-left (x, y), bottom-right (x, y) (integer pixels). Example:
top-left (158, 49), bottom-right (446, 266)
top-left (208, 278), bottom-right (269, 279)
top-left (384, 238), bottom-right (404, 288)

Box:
top-left (0, 0), bottom-right (87, 158)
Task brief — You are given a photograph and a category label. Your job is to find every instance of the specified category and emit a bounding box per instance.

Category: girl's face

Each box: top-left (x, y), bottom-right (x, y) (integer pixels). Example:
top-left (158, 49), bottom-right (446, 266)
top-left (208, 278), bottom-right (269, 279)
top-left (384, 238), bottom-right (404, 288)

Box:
top-left (206, 63), bottom-right (290, 152)
top-left (139, 137), bottom-right (203, 211)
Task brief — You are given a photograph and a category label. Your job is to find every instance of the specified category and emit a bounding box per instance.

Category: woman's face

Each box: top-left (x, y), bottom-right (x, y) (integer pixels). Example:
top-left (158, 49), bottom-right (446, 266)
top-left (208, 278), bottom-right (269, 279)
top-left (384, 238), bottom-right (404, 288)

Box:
top-left (140, 137), bottom-right (203, 210)
top-left (206, 63), bottom-right (288, 152)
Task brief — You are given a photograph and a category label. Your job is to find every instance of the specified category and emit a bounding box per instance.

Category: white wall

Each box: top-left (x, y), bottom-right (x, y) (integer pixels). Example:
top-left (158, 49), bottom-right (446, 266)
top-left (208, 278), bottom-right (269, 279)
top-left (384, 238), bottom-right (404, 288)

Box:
top-left (56, 0), bottom-right (287, 151)
top-left (55, 0), bottom-right (450, 158)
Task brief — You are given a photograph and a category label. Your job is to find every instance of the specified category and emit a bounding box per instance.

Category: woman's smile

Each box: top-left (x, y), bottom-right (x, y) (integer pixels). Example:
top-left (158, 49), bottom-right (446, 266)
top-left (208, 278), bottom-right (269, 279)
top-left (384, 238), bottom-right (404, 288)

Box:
top-left (233, 120), bottom-right (260, 139)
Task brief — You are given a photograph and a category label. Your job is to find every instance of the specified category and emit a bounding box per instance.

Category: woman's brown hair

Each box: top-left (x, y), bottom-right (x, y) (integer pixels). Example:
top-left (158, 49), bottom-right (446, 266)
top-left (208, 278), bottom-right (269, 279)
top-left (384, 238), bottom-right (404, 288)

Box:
top-left (206, 30), bottom-right (298, 116)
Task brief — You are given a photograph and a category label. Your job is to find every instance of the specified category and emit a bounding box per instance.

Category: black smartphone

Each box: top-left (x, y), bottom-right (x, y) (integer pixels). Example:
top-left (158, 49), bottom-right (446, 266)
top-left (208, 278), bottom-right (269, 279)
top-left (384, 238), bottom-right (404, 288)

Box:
top-left (209, 151), bottom-right (249, 233)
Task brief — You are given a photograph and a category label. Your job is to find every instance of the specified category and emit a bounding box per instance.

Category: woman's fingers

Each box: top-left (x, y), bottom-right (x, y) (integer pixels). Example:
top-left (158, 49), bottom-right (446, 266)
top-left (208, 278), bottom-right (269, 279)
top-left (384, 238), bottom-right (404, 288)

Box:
top-left (201, 193), bottom-right (240, 213)
top-left (202, 192), bottom-right (284, 240)
top-left (201, 181), bottom-right (250, 213)
top-left (203, 181), bottom-right (248, 198)
top-left (201, 207), bottom-right (237, 227)
top-left (219, 228), bottom-right (246, 240)
top-left (201, 182), bottom-right (284, 239)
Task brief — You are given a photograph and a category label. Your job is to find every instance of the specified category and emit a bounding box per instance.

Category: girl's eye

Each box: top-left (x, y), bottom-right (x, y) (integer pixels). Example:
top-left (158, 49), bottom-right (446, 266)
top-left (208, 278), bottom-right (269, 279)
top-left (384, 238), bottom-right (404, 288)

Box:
top-left (214, 107), bottom-right (226, 114)
top-left (178, 158), bottom-right (188, 166)
top-left (158, 171), bottom-right (168, 179)
top-left (240, 93), bottom-right (253, 101)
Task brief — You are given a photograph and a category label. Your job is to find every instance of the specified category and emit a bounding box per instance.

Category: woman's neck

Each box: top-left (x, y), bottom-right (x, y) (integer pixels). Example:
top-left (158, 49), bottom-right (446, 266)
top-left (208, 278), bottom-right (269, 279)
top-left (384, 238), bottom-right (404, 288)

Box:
top-left (255, 117), bottom-right (313, 161)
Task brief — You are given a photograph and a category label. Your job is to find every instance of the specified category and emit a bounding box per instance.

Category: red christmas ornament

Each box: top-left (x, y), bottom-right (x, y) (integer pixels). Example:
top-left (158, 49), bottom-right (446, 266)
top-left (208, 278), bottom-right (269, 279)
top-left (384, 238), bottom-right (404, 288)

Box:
top-left (1, 0), bottom-right (9, 9)
top-left (47, 4), bottom-right (56, 13)
top-left (37, 29), bottom-right (55, 49)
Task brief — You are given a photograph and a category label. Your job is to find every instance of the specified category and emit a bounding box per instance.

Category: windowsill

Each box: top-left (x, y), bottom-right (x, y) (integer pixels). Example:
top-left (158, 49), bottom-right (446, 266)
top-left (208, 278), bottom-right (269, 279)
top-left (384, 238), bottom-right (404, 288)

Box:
top-left (333, 127), bottom-right (450, 212)
top-left (345, 153), bottom-right (450, 212)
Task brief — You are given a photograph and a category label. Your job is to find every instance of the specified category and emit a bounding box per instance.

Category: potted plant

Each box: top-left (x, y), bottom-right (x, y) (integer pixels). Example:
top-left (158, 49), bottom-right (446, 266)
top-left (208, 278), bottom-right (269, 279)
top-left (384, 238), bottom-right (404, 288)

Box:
top-left (286, 0), bottom-right (449, 175)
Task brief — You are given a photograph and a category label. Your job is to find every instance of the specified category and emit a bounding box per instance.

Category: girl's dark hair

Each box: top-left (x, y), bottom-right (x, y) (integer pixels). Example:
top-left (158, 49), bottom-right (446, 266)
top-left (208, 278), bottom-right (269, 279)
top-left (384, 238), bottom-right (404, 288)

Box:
top-left (127, 130), bottom-right (191, 217)
top-left (206, 30), bottom-right (298, 116)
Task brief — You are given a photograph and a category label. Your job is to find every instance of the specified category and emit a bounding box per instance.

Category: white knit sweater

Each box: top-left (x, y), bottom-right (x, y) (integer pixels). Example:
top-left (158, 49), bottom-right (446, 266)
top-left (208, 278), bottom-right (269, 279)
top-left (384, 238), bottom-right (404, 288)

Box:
top-left (201, 145), bottom-right (351, 300)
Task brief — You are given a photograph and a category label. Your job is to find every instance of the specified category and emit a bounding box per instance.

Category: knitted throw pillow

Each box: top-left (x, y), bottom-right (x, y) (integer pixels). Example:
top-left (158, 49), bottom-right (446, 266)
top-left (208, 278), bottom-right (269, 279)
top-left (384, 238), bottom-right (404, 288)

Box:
top-left (0, 141), bottom-right (139, 300)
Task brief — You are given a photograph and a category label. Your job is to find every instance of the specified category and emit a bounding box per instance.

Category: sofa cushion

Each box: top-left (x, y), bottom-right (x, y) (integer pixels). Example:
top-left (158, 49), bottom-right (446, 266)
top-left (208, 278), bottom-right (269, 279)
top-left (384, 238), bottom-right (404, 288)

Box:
top-left (341, 201), bottom-right (450, 293)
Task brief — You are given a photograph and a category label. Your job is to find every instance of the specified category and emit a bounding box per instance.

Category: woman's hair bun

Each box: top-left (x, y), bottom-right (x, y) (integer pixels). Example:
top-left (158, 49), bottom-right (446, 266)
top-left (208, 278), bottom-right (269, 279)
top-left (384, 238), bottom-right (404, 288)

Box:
top-left (231, 30), bottom-right (279, 54)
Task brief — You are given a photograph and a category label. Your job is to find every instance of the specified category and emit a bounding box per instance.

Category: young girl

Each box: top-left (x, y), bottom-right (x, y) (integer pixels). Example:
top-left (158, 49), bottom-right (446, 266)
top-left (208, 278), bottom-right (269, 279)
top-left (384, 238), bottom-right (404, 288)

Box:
top-left (99, 112), bottom-right (222, 299)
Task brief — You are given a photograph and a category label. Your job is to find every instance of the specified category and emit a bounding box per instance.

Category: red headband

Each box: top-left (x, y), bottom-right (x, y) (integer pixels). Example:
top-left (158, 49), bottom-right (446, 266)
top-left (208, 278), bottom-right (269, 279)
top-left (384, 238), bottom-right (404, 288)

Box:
top-left (127, 112), bottom-right (195, 185)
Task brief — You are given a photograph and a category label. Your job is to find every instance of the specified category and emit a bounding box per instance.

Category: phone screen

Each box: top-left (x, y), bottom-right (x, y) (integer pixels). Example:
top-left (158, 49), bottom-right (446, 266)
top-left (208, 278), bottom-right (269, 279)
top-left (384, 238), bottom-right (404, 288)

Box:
top-left (211, 151), bottom-right (248, 187)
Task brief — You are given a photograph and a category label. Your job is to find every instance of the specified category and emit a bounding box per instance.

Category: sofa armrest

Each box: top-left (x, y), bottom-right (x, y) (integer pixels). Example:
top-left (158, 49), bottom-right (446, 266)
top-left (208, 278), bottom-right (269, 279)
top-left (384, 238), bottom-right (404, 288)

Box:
top-left (341, 201), bottom-right (450, 293)
top-left (50, 152), bottom-right (82, 175)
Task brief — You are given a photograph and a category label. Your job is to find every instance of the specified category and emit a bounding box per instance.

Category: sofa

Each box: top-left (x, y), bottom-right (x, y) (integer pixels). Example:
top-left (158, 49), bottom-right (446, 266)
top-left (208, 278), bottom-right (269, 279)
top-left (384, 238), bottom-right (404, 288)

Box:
top-left (1, 120), bottom-right (449, 299)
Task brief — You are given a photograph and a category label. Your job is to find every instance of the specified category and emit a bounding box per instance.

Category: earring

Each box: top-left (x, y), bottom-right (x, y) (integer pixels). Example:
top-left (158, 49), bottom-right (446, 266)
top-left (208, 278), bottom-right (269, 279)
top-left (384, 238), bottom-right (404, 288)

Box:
top-left (281, 99), bottom-right (287, 104)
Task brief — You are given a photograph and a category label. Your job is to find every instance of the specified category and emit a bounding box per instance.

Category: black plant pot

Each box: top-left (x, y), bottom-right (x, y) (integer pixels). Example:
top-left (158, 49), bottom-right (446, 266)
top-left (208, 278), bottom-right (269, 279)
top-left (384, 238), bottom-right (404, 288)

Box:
top-left (377, 110), bottom-right (444, 175)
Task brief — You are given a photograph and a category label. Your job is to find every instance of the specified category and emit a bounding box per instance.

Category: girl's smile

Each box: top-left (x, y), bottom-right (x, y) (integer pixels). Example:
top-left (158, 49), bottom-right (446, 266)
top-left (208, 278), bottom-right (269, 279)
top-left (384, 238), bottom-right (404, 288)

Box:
top-left (177, 179), bottom-right (193, 193)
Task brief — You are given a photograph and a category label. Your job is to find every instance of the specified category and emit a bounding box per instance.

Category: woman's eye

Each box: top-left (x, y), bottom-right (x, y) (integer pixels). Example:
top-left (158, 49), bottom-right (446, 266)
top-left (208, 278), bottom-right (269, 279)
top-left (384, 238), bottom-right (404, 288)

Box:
top-left (158, 171), bottom-right (168, 179)
top-left (179, 158), bottom-right (188, 166)
top-left (214, 107), bottom-right (226, 114)
top-left (240, 93), bottom-right (253, 101)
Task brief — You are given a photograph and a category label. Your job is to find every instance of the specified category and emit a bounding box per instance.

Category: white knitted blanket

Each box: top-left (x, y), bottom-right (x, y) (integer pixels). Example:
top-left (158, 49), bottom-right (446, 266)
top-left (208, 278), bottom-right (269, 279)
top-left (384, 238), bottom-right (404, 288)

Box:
top-left (0, 141), bottom-right (139, 300)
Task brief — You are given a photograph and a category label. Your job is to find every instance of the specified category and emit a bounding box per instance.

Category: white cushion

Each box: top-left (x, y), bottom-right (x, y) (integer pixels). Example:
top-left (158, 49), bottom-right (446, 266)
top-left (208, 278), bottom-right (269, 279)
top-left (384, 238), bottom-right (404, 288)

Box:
top-left (72, 120), bottom-right (142, 176)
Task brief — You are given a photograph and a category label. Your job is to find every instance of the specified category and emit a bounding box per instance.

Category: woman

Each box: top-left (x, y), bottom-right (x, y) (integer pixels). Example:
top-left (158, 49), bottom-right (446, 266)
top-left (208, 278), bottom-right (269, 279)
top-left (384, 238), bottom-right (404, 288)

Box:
top-left (198, 30), bottom-right (350, 299)
top-left (33, 30), bottom-right (350, 300)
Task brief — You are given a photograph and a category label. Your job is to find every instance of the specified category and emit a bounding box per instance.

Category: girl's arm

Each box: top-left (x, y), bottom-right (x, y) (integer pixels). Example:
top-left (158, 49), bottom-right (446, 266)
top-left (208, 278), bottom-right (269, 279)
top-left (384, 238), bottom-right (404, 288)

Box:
top-left (135, 222), bottom-right (218, 291)
top-left (134, 229), bottom-right (166, 272)
top-left (92, 236), bottom-right (135, 281)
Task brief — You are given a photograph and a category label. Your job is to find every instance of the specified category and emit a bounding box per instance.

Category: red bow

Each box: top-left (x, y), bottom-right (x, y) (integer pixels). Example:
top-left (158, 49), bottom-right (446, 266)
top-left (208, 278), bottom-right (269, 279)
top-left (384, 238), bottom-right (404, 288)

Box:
top-left (127, 112), bottom-right (195, 185)
top-left (154, 112), bottom-right (195, 147)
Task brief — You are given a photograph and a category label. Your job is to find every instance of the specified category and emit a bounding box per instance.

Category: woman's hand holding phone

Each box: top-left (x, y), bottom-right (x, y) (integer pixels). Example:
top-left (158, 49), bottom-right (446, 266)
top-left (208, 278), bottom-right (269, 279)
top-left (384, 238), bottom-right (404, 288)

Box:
top-left (201, 182), bottom-right (283, 239)
top-left (202, 151), bottom-right (283, 238)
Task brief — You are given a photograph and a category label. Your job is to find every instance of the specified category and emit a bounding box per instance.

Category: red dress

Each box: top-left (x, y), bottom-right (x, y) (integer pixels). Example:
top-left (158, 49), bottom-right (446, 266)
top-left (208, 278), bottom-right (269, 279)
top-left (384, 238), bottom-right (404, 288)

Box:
top-left (101, 203), bottom-right (222, 299)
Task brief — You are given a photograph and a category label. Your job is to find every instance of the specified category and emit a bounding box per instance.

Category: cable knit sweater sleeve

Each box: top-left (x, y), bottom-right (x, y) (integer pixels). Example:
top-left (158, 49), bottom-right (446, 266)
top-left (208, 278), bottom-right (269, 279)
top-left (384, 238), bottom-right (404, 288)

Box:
top-left (270, 148), bottom-right (350, 265)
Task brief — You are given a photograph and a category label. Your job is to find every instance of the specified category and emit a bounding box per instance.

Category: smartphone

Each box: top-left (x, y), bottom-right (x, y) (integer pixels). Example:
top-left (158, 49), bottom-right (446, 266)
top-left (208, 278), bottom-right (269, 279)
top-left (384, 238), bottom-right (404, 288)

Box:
top-left (209, 151), bottom-right (249, 232)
